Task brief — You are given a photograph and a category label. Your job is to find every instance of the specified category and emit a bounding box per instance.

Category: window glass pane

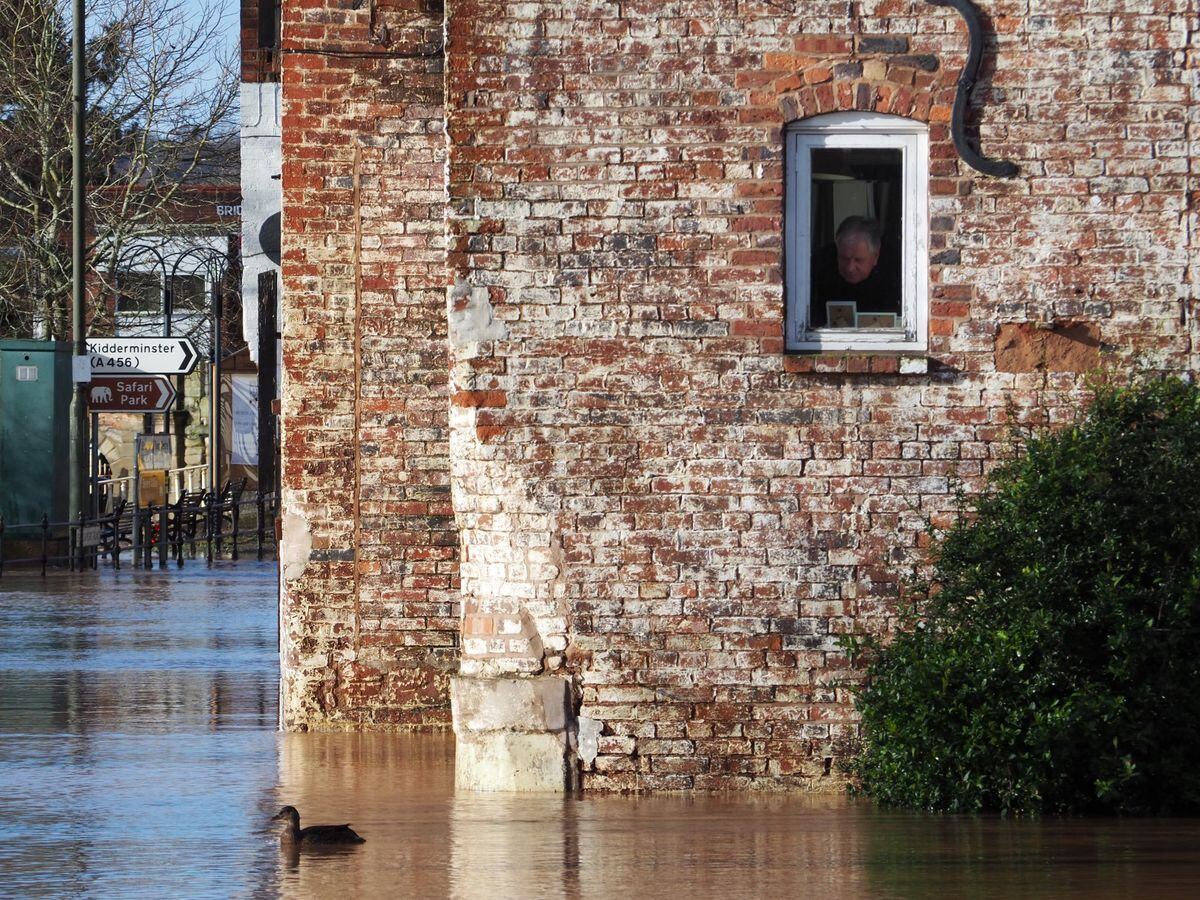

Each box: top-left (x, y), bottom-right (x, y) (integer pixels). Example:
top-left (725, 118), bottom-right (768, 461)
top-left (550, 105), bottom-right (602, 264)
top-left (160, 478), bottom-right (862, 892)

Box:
top-left (808, 147), bottom-right (903, 328)
top-left (170, 274), bottom-right (206, 311)
top-left (115, 272), bottom-right (162, 313)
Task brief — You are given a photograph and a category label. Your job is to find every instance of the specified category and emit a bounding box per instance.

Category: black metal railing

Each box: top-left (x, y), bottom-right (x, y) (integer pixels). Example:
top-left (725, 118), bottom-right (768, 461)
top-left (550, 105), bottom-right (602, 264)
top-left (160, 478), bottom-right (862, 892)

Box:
top-left (0, 482), bottom-right (277, 576)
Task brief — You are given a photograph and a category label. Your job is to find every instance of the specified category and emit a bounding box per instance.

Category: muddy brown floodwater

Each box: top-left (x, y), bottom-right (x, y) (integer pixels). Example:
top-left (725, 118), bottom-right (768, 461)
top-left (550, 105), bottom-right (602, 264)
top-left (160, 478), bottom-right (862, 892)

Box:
top-left (2, 563), bottom-right (1199, 898)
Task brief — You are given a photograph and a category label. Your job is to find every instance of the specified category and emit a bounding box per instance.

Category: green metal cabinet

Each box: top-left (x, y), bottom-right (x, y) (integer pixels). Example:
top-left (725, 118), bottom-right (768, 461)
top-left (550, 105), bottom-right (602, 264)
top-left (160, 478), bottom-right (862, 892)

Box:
top-left (0, 341), bottom-right (72, 533)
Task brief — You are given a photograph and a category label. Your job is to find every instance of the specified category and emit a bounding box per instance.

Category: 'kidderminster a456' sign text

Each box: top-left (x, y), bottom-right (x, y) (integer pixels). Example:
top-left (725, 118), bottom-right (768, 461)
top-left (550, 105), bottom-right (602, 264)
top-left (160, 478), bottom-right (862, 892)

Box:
top-left (87, 338), bottom-right (199, 376)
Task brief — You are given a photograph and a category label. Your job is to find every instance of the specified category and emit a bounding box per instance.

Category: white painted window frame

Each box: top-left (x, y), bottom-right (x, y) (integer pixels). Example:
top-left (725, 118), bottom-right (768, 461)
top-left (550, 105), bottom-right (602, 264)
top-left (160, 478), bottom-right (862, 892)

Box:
top-left (785, 112), bottom-right (929, 353)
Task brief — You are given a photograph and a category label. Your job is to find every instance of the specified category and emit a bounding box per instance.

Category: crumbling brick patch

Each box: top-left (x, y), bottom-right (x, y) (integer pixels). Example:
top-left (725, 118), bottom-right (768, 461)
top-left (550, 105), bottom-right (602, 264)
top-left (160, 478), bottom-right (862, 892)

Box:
top-left (995, 323), bottom-right (1103, 373)
top-left (451, 390), bottom-right (508, 409)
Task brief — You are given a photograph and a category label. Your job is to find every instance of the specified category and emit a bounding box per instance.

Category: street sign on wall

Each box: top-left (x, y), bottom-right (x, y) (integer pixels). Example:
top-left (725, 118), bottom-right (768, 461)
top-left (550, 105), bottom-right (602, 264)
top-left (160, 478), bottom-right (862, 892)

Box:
top-left (86, 375), bottom-right (177, 413)
top-left (87, 337), bottom-right (199, 375)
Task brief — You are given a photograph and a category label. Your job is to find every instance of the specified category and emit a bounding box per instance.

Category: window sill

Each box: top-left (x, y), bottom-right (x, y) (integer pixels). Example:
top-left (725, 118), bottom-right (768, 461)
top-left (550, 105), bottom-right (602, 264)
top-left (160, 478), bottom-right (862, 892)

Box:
top-left (782, 353), bottom-right (930, 375)
top-left (786, 331), bottom-right (926, 354)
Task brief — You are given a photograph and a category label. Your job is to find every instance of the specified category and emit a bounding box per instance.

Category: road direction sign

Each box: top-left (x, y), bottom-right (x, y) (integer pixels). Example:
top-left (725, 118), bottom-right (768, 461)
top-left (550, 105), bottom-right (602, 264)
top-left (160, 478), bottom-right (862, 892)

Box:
top-left (87, 337), bottom-right (199, 375)
top-left (86, 375), bottom-right (178, 413)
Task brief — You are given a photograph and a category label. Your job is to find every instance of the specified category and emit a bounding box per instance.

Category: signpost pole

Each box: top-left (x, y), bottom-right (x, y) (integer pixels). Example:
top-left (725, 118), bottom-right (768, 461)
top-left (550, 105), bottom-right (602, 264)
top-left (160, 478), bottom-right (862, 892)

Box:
top-left (90, 411), bottom-right (100, 567)
top-left (131, 453), bottom-right (141, 567)
top-left (174, 373), bottom-right (187, 499)
top-left (90, 411), bottom-right (99, 517)
top-left (209, 285), bottom-right (222, 497)
top-left (161, 283), bottom-right (171, 446)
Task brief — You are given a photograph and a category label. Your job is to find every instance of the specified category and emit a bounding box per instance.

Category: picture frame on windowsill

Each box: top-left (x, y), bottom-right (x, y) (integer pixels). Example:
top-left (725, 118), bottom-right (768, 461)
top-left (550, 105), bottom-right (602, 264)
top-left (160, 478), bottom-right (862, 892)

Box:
top-left (856, 312), bottom-right (897, 329)
top-left (825, 301), bottom-right (857, 328)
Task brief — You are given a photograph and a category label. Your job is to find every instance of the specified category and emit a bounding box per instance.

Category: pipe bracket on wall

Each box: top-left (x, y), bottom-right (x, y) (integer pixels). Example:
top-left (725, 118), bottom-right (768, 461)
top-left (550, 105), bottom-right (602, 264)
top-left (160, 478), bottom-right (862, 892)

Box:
top-left (928, 0), bottom-right (1018, 178)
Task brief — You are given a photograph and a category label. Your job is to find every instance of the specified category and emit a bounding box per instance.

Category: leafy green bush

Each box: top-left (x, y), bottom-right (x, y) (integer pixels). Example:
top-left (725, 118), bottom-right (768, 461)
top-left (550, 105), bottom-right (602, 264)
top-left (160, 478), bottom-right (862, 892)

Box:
top-left (848, 378), bottom-right (1200, 814)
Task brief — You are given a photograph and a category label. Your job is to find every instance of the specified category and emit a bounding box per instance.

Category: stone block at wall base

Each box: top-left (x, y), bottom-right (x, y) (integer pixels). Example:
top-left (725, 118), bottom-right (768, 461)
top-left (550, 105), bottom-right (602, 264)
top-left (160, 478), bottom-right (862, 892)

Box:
top-left (451, 675), bottom-right (578, 792)
top-left (455, 732), bottom-right (575, 792)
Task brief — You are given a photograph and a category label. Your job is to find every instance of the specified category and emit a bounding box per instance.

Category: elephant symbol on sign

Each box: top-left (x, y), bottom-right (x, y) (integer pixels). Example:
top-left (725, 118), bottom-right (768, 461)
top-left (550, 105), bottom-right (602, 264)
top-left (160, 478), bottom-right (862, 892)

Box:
top-left (90, 385), bottom-right (112, 403)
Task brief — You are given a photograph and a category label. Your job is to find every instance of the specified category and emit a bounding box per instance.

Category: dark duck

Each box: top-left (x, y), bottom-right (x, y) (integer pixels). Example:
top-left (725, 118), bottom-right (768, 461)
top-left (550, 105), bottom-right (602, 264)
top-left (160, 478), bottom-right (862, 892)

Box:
top-left (272, 805), bottom-right (366, 847)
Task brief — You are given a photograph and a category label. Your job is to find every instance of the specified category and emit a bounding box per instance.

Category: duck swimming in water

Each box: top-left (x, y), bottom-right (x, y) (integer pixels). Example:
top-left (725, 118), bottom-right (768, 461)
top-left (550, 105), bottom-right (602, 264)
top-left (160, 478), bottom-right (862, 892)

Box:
top-left (272, 805), bottom-right (366, 846)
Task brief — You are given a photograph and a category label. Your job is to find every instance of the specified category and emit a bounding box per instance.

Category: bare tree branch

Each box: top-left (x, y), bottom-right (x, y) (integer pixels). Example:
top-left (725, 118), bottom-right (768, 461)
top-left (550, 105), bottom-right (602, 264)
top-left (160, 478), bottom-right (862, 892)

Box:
top-left (0, 0), bottom-right (237, 338)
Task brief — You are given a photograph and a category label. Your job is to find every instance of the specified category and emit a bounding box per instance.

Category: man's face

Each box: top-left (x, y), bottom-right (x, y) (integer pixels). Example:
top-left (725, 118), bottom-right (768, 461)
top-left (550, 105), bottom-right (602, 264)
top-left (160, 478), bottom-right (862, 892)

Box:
top-left (836, 234), bottom-right (880, 285)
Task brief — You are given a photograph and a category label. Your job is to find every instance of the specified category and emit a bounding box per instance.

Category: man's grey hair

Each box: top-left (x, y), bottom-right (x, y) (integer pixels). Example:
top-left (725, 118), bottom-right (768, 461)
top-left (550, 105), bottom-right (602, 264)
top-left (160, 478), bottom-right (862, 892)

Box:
top-left (835, 216), bottom-right (883, 253)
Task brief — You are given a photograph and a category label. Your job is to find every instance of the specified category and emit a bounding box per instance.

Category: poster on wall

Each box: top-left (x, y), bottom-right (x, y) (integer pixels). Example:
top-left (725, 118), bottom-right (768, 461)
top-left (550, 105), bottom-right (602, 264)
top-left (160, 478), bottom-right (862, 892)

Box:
top-left (136, 433), bottom-right (172, 471)
top-left (231, 373), bottom-right (259, 466)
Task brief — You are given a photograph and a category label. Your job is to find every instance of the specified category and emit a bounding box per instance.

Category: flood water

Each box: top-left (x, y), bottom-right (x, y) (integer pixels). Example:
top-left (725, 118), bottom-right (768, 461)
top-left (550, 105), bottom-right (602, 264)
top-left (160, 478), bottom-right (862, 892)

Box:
top-left (3, 563), bottom-right (1200, 898)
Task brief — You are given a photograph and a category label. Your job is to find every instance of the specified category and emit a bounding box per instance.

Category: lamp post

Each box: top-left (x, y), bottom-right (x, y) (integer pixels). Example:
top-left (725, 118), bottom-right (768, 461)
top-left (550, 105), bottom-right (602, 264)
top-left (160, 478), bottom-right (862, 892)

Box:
top-left (68, 0), bottom-right (88, 535)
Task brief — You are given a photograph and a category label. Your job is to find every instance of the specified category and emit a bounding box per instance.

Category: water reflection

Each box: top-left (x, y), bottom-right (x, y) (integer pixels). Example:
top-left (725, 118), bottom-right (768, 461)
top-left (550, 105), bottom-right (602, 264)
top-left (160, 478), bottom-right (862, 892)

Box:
top-left (269, 731), bottom-right (880, 898)
top-left (270, 732), bottom-right (1200, 899)
top-left (4, 564), bottom-right (1200, 898)
top-left (447, 791), bottom-right (870, 899)
top-left (0, 565), bottom-right (281, 898)
top-left (861, 813), bottom-right (1200, 898)
top-left (271, 733), bottom-right (455, 896)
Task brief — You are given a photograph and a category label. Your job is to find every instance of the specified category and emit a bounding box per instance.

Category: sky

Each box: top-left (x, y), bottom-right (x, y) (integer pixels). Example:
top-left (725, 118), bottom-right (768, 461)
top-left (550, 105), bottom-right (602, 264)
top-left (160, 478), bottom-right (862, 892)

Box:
top-left (181, 0), bottom-right (238, 34)
top-left (134, 0), bottom-right (241, 127)
top-left (77, 0), bottom-right (239, 93)
top-left (181, 0), bottom-right (240, 85)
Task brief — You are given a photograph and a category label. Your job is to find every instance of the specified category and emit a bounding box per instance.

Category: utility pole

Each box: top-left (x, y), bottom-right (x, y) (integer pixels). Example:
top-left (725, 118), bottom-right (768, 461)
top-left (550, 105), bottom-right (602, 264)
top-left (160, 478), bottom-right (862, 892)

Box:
top-left (68, 0), bottom-right (88, 535)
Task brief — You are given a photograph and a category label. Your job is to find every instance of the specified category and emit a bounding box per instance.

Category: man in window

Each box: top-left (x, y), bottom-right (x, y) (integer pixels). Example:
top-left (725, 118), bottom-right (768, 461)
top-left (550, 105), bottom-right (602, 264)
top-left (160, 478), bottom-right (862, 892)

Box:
top-left (811, 216), bottom-right (899, 327)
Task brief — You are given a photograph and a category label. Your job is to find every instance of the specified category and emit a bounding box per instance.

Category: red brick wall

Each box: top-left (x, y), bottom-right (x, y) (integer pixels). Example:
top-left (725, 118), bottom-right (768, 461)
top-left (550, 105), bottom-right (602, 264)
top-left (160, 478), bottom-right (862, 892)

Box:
top-left (278, 0), bottom-right (456, 729)
top-left (241, 0), bottom-right (281, 82)
top-left (278, 0), bottom-right (1199, 783)
top-left (442, 0), bottom-right (1198, 788)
